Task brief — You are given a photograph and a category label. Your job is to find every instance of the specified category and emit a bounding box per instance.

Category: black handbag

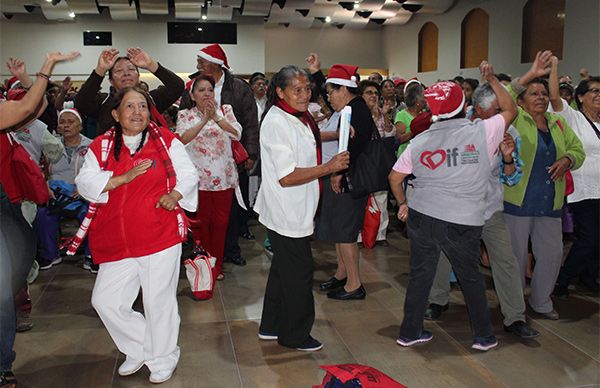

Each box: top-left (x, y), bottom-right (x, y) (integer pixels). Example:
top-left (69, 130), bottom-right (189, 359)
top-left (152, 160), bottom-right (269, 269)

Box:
top-left (348, 129), bottom-right (397, 198)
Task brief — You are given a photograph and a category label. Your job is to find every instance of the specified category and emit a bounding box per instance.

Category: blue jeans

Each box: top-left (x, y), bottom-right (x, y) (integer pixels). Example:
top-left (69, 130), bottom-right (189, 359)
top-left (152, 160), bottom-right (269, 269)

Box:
top-left (33, 204), bottom-right (90, 261)
top-left (0, 190), bottom-right (35, 371)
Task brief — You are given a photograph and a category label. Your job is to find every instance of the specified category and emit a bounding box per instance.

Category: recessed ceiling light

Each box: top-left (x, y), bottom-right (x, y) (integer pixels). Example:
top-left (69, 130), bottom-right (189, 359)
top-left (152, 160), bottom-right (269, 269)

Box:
top-left (201, 15), bottom-right (207, 20)
top-left (325, 16), bottom-right (331, 22)
top-left (197, 27), bottom-right (203, 31)
top-left (68, 11), bottom-right (75, 18)
top-left (353, 3), bottom-right (359, 9)
top-left (95, 35), bottom-right (100, 39)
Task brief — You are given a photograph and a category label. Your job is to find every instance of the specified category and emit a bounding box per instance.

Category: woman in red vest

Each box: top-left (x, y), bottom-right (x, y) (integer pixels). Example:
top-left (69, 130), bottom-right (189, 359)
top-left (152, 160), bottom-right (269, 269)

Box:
top-left (75, 86), bottom-right (198, 384)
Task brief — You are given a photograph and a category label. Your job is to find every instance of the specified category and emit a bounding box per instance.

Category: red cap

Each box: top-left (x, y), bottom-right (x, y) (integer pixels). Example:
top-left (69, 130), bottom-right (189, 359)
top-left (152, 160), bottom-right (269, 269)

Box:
top-left (410, 111), bottom-right (433, 136)
top-left (198, 44), bottom-right (230, 70)
top-left (326, 64), bottom-right (359, 88)
top-left (424, 81), bottom-right (465, 122)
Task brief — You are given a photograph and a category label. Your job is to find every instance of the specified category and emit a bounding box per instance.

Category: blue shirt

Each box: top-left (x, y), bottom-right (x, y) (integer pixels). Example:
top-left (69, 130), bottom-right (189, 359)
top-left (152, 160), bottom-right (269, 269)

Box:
top-left (504, 130), bottom-right (561, 217)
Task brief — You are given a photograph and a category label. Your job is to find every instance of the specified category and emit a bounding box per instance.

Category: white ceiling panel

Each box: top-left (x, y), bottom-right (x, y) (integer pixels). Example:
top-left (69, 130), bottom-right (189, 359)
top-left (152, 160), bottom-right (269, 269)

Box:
top-left (109, 4), bottom-right (137, 20)
top-left (66, 0), bottom-right (100, 14)
top-left (139, 0), bottom-right (168, 15)
top-left (357, 0), bottom-right (385, 12)
top-left (207, 5), bottom-right (233, 20)
top-left (309, 3), bottom-right (338, 17)
top-left (242, 0), bottom-right (271, 16)
top-left (41, 2), bottom-right (73, 20)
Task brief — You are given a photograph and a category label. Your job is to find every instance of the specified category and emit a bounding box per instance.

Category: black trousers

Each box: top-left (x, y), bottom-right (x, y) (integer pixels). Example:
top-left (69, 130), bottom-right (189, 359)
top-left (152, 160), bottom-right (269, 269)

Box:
top-left (259, 229), bottom-right (315, 347)
top-left (224, 170), bottom-right (250, 259)
top-left (556, 199), bottom-right (600, 288)
top-left (400, 209), bottom-right (493, 340)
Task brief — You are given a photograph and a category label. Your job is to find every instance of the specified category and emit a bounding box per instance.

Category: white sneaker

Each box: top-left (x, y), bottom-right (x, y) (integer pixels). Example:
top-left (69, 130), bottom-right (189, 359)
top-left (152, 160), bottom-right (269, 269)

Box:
top-left (118, 357), bottom-right (145, 376)
top-left (149, 368), bottom-right (175, 384)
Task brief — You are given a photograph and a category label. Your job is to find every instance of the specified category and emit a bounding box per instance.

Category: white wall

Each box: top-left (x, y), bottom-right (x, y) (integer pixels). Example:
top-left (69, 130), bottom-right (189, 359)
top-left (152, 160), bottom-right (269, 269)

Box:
top-left (264, 26), bottom-right (385, 73)
top-left (383, 0), bottom-right (600, 85)
top-left (0, 15), bottom-right (265, 88)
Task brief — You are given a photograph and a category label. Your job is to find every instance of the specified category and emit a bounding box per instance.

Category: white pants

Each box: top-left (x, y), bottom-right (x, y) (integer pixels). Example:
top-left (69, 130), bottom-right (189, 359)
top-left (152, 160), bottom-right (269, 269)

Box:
top-left (357, 191), bottom-right (389, 243)
top-left (91, 243), bottom-right (182, 372)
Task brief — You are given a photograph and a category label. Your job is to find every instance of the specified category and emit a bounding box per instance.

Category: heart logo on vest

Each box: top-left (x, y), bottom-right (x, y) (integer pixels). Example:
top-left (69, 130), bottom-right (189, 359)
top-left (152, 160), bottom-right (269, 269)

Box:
top-left (420, 150), bottom-right (446, 170)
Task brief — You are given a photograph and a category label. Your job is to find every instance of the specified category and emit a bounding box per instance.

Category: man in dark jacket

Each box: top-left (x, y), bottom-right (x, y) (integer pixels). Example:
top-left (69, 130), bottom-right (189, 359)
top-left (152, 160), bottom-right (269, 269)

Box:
top-left (74, 47), bottom-right (184, 135)
top-left (191, 44), bottom-right (259, 266)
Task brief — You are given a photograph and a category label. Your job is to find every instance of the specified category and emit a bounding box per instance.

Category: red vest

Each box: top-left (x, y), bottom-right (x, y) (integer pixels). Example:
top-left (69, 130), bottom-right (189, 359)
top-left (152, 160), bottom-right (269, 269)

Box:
top-left (88, 129), bottom-right (183, 263)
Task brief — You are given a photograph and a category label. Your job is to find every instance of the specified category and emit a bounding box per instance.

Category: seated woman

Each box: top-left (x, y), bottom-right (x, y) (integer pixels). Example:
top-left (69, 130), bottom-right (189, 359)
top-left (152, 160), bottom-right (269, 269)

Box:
top-left (315, 64), bottom-right (375, 300)
top-left (75, 86), bottom-right (197, 384)
top-left (176, 75), bottom-right (242, 280)
top-left (33, 108), bottom-right (94, 271)
top-left (75, 47), bottom-right (184, 134)
top-left (503, 51), bottom-right (585, 319)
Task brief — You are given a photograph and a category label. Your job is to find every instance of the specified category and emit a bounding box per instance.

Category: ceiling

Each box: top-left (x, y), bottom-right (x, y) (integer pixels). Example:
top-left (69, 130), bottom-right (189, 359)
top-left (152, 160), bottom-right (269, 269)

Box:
top-left (0, 0), bottom-right (457, 29)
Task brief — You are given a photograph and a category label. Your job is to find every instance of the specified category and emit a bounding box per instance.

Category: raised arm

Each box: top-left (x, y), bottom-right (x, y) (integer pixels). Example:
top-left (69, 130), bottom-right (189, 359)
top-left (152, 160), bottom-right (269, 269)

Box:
top-left (1, 52), bottom-right (80, 130)
top-left (481, 61), bottom-right (517, 130)
top-left (74, 49), bottom-right (119, 117)
top-left (509, 50), bottom-right (553, 98)
top-left (548, 56), bottom-right (563, 112)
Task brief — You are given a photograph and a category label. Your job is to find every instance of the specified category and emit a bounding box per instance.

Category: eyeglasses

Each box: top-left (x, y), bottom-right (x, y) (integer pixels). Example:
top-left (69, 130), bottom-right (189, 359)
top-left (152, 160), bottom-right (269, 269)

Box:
top-left (364, 90), bottom-right (379, 96)
top-left (585, 88), bottom-right (600, 95)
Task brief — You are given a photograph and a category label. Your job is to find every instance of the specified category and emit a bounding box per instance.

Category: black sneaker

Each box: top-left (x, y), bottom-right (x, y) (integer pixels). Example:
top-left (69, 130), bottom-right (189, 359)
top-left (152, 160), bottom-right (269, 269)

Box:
top-left (424, 303), bottom-right (448, 320)
top-left (38, 257), bottom-right (62, 271)
top-left (472, 335), bottom-right (498, 351)
top-left (295, 336), bottom-right (323, 352)
top-left (224, 256), bottom-right (246, 266)
top-left (0, 370), bottom-right (17, 387)
top-left (553, 285), bottom-right (569, 300)
top-left (82, 256), bottom-right (99, 274)
top-left (503, 321), bottom-right (539, 339)
top-left (396, 330), bottom-right (433, 347)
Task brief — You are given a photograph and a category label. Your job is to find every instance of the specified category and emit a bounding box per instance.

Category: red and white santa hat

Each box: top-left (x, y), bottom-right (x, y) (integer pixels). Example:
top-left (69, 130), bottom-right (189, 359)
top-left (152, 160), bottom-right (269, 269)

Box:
top-left (424, 81), bottom-right (465, 122)
top-left (58, 108), bottom-right (82, 123)
top-left (326, 64), bottom-right (359, 88)
top-left (197, 44), bottom-right (230, 70)
top-left (7, 76), bottom-right (21, 90)
top-left (403, 78), bottom-right (422, 94)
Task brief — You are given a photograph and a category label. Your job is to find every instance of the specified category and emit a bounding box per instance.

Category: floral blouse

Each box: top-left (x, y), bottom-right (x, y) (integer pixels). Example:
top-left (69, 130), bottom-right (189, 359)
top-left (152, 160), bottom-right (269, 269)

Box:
top-left (176, 104), bottom-right (242, 191)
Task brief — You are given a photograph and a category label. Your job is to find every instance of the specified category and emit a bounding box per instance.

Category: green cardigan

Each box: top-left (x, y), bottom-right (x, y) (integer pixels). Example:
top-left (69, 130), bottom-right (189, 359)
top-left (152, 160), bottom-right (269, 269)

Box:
top-left (504, 82), bottom-right (585, 210)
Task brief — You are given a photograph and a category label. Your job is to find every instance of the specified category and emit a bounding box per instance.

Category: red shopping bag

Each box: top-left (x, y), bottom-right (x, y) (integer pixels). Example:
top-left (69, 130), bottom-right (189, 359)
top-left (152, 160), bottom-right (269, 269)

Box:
top-left (361, 194), bottom-right (380, 249)
top-left (313, 364), bottom-right (406, 388)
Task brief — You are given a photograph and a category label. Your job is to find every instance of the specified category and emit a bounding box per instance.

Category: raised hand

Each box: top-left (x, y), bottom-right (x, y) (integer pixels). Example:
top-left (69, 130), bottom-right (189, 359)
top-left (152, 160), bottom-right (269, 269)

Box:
top-left (96, 49), bottom-right (119, 75)
top-left (305, 52), bottom-right (321, 74)
top-left (127, 47), bottom-right (158, 72)
top-left (479, 60), bottom-right (495, 82)
top-left (530, 50), bottom-right (553, 78)
top-left (499, 132), bottom-right (516, 160)
top-left (6, 57), bottom-right (27, 78)
top-left (47, 51), bottom-right (81, 65)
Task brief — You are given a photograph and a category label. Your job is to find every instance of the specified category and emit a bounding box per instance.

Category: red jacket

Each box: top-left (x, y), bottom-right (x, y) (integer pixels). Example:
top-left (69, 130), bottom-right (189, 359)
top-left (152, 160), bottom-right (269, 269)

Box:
top-left (88, 129), bottom-right (183, 264)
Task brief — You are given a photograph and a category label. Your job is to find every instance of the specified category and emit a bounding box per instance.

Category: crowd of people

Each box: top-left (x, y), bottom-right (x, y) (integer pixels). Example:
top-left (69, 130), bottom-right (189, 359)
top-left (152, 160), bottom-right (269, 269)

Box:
top-left (0, 45), bottom-right (598, 386)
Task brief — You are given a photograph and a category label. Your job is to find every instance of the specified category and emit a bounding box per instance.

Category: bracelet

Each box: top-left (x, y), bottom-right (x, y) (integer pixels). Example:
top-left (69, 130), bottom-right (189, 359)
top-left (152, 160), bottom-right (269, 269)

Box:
top-left (503, 158), bottom-right (515, 165)
top-left (398, 199), bottom-right (407, 206)
top-left (36, 72), bottom-right (51, 80)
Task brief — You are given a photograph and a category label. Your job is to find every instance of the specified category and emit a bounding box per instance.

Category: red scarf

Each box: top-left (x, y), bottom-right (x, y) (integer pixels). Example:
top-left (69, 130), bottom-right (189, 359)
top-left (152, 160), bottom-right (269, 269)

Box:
top-left (274, 99), bottom-right (322, 166)
top-left (67, 121), bottom-right (186, 256)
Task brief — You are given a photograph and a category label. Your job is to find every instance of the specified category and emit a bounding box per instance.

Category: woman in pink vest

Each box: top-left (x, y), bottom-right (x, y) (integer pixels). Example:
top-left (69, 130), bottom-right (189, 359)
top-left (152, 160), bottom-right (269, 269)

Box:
top-left (75, 86), bottom-right (198, 384)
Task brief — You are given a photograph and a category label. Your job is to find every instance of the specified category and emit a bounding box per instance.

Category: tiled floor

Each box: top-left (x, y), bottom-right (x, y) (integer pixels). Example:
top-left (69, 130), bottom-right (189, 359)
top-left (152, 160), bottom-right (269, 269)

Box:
top-left (13, 220), bottom-right (600, 387)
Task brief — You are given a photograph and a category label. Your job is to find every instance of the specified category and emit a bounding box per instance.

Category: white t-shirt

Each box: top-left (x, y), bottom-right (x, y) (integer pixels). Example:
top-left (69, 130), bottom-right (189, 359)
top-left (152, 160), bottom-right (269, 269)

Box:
top-left (254, 106), bottom-right (319, 238)
top-left (548, 98), bottom-right (600, 202)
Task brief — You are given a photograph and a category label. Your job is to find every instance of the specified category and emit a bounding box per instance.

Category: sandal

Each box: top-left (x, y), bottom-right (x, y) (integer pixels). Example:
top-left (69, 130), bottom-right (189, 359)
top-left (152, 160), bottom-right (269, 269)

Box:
top-left (216, 272), bottom-right (225, 281)
top-left (1, 371), bottom-right (17, 388)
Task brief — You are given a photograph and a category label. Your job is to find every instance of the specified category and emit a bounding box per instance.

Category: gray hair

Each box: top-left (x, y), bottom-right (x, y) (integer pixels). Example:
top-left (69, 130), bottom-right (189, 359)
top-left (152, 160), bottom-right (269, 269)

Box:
top-left (471, 83), bottom-right (497, 110)
top-left (266, 65), bottom-right (309, 106)
top-left (404, 84), bottom-right (424, 108)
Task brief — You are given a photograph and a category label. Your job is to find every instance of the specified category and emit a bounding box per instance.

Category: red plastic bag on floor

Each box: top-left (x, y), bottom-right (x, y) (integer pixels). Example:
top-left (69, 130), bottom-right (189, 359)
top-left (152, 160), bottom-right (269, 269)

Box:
top-left (313, 364), bottom-right (406, 388)
top-left (361, 194), bottom-right (381, 249)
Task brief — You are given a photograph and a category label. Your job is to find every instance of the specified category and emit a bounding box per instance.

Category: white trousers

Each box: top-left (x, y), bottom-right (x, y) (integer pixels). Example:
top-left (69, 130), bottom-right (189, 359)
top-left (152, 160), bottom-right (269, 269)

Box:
top-left (91, 243), bottom-right (182, 372)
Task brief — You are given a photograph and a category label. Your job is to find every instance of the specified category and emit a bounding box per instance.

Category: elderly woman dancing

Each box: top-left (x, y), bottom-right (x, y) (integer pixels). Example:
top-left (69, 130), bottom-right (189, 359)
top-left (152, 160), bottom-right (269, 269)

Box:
top-left (75, 86), bottom-right (197, 383)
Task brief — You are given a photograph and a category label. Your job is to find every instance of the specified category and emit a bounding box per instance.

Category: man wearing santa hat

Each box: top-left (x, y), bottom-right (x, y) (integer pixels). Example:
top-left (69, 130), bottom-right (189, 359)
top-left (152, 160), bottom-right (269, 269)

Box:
top-left (192, 44), bottom-right (259, 267)
top-left (388, 62), bottom-right (517, 351)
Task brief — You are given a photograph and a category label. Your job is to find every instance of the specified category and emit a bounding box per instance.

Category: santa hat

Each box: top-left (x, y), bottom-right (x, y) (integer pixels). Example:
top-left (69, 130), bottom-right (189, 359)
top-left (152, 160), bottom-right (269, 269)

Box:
top-left (326, 64), bottom-right (359, 88)
top-left (7, 76), bottom-right (21, 90)
top-left (410, 111), bottom-right (433, 137)
top-left (393, 78), bottom-right (407, 87)
top-left (197, 44), bottom-right (230, 70)
top-left (424, 81), bottom-right (465, 122)
top-left (403, 78), bottom-right (423, 94)
top-left (58, 108), bottom-right (82, 123)
top-left (7, 88), bottom-right (26, 101)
